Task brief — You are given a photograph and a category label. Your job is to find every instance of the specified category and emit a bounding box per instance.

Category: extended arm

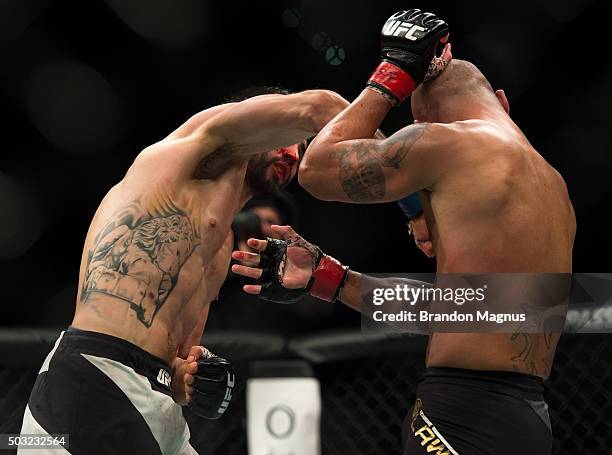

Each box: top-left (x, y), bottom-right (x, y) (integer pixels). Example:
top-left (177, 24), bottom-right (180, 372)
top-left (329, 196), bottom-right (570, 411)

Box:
top-left (177, 304), bottom-right (210, 359)
top-left (339, 270), bottom-right (429, 323)
top-left (166, 103), bottom-right (237, 140)
top-left (201, 90), bottom-right (349, 156)
top-left (231, 225), bottom-right (431, 334)
top-left (299, 89), bottom-right (460, 203)
top-left (299, 9), bottom-right (453, 203)
top-left (130, 90), bottom-right (349, 182)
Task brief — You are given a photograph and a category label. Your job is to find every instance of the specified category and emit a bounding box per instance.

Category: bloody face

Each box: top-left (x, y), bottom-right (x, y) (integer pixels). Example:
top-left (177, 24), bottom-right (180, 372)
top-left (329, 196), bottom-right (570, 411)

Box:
top-left (246, 144), bottom-right (301, 196)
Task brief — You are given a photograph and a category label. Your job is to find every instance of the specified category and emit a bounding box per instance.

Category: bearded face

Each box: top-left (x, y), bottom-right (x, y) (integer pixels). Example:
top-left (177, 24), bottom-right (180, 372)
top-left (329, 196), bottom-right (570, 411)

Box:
top-left (246, 144), bottom-right (301, 196)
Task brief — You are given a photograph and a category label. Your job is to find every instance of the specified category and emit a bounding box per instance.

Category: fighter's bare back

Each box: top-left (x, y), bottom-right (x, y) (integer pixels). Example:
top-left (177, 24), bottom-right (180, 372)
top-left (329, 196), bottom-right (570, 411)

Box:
top-left (419, 118), bottom-right (576, 378)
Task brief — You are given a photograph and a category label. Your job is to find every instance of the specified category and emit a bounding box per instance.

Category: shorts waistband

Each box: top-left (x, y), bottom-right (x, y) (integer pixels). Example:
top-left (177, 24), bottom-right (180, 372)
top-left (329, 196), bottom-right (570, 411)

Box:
top-left (61, 327), bottom-right (173, 396)
top-left (420, 367), bottom-right (544, 398)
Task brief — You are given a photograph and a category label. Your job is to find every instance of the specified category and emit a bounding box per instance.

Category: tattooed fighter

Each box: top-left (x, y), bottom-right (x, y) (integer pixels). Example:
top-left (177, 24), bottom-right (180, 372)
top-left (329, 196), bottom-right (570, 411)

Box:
top-left (19, 88), bottom-right (348, 454)
top-left (232, 10), bottom-right (575, 455)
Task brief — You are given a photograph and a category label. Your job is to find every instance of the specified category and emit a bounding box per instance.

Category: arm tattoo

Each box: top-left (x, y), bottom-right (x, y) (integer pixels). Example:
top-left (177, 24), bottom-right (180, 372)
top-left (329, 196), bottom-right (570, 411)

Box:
top-left (81, 199), bottom-right (200, 328)
top-left (332, 124), bottom-right (428, 202)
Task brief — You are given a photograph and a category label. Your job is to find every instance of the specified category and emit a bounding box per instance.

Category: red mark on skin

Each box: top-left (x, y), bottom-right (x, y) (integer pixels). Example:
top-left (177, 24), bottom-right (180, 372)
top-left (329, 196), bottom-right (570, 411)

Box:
top-left (148, 292), bottom-right (155, 300)
top-left (209, 218), bottom-right (217, 227)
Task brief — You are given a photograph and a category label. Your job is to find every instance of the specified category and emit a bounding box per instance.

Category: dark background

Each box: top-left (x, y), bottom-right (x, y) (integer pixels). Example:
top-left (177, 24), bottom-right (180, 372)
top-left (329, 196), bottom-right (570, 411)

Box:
top-left (0, 0), bottom-right (609, 326)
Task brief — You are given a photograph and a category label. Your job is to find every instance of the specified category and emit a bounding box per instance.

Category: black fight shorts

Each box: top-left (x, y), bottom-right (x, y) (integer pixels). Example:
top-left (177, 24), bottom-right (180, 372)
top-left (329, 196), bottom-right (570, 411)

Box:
top-left (402, 367), bottom-right (552, 455)
top-left (18, 327), bottom-right (196, 455)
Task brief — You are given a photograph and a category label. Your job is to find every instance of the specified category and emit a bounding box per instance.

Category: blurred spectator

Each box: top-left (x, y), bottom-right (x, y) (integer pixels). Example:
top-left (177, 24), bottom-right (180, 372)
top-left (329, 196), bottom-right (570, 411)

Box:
top-left (233, 191), bottom-right (299, 250)
top-left (207, 191), bottom-right (359, 335)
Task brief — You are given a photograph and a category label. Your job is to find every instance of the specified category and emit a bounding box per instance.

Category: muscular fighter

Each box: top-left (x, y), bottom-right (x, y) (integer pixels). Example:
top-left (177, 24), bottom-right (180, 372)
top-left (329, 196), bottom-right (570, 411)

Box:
top-left (19, 88), bottom-right (348, 454)
top-left (232, 10), bottom-right (575, 455)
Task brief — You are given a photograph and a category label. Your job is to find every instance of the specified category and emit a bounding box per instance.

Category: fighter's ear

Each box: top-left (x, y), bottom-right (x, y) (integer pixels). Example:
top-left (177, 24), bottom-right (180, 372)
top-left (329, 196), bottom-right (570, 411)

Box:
top-left (495, 89), bottom-right (510, 114)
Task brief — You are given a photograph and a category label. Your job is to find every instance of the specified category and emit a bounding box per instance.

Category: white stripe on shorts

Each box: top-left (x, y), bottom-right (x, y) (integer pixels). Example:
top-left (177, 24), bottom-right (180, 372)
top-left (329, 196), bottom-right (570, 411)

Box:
top-left (81, 353), bottom-right (197, 455)
top-left (18, 405), bottom-right (72, 455)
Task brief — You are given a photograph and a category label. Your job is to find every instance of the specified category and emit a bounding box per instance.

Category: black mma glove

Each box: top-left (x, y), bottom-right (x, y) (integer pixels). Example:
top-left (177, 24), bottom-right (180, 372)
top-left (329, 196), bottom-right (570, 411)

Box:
top-left (368, 9), bottom-right (449, 104)
top-left (258, 235), bottom-right (349, 304)
top-left (189, 349), bottom-right (235, 419)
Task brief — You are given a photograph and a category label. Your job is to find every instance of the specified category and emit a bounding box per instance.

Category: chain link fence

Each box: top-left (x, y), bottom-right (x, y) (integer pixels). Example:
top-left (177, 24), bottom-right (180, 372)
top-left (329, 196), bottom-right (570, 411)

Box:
top-left (0, 330), bottom-right (609, 454)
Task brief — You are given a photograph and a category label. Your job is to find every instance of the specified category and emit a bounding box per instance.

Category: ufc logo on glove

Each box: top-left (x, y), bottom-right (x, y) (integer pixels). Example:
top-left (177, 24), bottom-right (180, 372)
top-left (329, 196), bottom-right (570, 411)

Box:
top-left (382, 20), bottom-right (426, 40)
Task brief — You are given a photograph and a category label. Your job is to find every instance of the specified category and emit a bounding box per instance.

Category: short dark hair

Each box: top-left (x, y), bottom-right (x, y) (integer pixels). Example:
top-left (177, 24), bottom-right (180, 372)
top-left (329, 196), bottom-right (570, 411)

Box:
top-left (226, 85), bottom-right (291, 103)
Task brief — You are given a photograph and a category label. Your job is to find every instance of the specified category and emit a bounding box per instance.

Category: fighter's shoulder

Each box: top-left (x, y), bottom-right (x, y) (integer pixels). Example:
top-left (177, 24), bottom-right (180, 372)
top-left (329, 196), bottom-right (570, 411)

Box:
top-left (165, 102), bottom-right (237, 140)
top-left (126, 126), bottom-right (225, 182)
top-left (442, 119), bottom-right (510, 140)
top-left (130, 103), bottom-right (238, 170)
top-left (440, 120), bottom-right (524, 153)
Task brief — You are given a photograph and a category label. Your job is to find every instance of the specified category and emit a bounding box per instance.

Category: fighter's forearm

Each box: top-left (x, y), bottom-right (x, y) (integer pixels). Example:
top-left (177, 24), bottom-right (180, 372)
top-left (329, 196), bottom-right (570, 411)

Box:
top-left (177, 305), bottom-right (210, 359)
top-left (304, 90), bottom-right (352, 134)
top-left (338, 270), bottom-right (430, 334)
top-left (323, 89), bottom-right (391, 142)
top-left (337, 270), bottom-right (364, 313)
top-left (298, 89), bottom-right (393, 201)
top-left (301, 89), bottom-right (390, 166)
top-left (202, 90), bottom-right (348, 157)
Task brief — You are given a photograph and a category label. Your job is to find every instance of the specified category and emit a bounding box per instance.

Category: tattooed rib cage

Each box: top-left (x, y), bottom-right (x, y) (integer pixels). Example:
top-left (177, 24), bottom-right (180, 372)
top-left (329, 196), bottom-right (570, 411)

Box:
top-left (81, 201), bottom-right (198, 328)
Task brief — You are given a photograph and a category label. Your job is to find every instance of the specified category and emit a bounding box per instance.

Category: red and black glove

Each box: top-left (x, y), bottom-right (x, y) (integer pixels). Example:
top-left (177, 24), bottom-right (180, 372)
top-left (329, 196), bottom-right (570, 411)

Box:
top-left (368, 9), bottom-right (449, 104)
top-left (258, 237), bottom-right (349, 303)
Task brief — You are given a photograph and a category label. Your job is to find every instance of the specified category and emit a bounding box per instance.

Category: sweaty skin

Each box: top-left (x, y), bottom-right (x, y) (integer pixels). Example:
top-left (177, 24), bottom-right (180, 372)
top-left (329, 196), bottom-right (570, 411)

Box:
top-left (300, 62), bottom-right (576, 379)
top-left (72, 90), bottom-right (348, 366)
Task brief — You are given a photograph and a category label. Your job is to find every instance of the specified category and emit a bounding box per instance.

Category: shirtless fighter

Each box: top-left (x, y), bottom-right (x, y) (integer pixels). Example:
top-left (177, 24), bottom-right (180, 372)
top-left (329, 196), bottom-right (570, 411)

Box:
top-left (231, 9), bottom-right (576, 455)
top-left (18, 88), bottom-right (348, 454)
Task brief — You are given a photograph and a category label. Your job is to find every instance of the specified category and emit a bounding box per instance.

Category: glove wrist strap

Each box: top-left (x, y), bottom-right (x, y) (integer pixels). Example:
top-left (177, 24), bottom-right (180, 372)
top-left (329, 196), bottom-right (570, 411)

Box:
top-left (367, 61), bottom-right (416, 105)
top-left (308, 255), bottom-right (349, 302)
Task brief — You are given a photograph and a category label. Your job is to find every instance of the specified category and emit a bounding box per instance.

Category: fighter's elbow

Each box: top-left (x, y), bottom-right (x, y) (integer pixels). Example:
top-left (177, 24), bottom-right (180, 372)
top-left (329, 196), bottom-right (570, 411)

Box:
top-left (297, 162), bottom-right (316, 191)
top-left (298, 165), bottom-right (336, 201)
top-left (301, 90), bottom-right (347, 132)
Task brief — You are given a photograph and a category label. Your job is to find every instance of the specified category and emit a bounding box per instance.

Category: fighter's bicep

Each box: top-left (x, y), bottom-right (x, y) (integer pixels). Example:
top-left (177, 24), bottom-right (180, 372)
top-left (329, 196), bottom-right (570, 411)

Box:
top-left (323, 124), bottom-right (441, 203)
top-left (302, 132), bottom-right (426, 204)
top-left (303, 123), bottom-right (459, 203)
top-left (125, 104), bottom-right (237, 182)
top-left (200, 93), bottom-right (319, 153)
top-left (165, 103), bottom-right (237, 140)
